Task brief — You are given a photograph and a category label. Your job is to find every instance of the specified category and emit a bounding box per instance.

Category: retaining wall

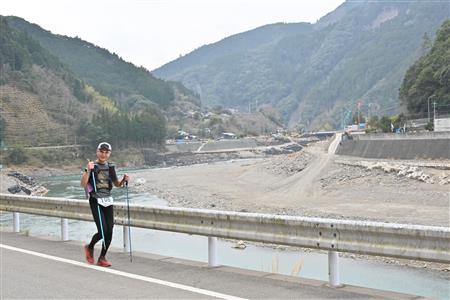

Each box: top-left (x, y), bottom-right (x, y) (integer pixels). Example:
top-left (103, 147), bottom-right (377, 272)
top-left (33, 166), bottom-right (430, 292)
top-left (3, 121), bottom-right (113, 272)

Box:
top-left (352, 132), bottom-right (450, 140)
top-left (336, 138), bottom-right (450, 160)
top-left (200, 138), bottom-right (257, 152)
top-left (165, 142), bottom-right (202, 153)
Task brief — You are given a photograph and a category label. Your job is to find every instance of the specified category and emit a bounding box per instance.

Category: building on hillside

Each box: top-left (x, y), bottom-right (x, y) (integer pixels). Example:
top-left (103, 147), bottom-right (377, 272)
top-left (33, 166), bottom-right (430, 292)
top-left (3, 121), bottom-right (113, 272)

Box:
top-left (220, 132), bottom-right (237, 139)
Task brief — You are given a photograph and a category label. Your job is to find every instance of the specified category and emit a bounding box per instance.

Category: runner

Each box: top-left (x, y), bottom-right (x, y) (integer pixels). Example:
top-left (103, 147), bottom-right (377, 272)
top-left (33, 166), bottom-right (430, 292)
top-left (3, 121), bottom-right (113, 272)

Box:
top-left (80, 142), bottom-right (130, 267)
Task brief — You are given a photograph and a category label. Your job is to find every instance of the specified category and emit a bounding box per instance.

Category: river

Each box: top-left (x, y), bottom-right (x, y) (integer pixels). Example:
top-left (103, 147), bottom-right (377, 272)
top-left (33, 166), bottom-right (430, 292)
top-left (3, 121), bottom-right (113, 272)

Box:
top-left (1, 172), bottom-right (448, 299)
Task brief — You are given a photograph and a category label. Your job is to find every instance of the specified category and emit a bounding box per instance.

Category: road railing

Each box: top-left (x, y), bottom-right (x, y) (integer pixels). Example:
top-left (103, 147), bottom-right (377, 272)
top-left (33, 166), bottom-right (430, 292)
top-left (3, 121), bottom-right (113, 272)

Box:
top-left (1, 193), bottom-right (449, 287)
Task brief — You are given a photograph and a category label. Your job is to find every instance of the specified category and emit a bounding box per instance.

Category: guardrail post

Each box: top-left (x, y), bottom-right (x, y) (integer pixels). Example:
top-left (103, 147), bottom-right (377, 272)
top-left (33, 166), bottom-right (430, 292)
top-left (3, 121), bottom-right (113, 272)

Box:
top-left (328, 251), bottom-right (341, 287)
top-left (208, 237), bottom-right (218, 267)
top-left (13, 212), bottom-right (20, 232)
top-left (61, 218), bottom-right (69, 241)
top-left (123, 226), bottom-right (130, 252)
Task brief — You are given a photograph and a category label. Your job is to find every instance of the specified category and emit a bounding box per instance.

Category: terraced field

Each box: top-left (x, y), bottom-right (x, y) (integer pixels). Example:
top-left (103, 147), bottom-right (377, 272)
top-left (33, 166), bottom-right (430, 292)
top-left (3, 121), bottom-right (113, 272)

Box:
top-left (0, 85), bottom-right (67, 146)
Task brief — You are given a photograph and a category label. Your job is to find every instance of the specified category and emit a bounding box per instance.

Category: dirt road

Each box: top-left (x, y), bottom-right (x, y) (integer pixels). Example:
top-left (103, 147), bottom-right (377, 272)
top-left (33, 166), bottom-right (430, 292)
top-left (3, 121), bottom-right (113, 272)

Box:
top-left (132, 140), bottom-right (449, 227)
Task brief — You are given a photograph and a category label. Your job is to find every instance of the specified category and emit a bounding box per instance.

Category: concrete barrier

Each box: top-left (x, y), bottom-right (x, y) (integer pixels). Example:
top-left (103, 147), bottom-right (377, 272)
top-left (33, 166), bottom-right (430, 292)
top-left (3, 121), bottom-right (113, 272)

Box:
top-left (164, 139), bottom-right (258, 153)
top-left (200, 138), bottom-right (257, 152)
top-left (337, 132), bottom-right (450, 159)
top-left (336, 138), bottom-right (450, 159)
top-left (352, 132), bottom-right (450, 140)
top-left (165, 142), bottom-right (202, 153)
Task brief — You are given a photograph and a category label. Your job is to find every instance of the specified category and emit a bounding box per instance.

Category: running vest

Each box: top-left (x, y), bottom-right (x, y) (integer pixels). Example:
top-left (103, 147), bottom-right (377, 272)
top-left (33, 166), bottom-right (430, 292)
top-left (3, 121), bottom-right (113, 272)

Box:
top-left (88, 162), bottom-right (118, 199)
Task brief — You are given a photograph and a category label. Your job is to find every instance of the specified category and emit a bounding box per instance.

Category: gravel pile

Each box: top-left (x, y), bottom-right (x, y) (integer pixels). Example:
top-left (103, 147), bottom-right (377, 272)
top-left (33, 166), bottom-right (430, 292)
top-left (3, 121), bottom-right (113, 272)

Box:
top-left (137, 185), bottom-right (232, 210)
top-left (335, 160), bottom-right (450, 185)
top-left (319, 165), bottom-right (377, 188)
top-left (259, 151), bottom-right (313, 176)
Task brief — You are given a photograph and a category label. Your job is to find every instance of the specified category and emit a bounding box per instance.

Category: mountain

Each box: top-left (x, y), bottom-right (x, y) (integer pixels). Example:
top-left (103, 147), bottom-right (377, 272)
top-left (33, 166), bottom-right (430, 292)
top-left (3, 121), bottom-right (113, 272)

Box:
top-left (0, 16), bottom-right (170, 150)
top-left (5, 16), bottom-right (185, 110)
top-left (1, 16), bottom-right (280, 152)
top-left (0, 16), bottom-right (92, 147)
top-left (153, 0), bottom-right (450, 130)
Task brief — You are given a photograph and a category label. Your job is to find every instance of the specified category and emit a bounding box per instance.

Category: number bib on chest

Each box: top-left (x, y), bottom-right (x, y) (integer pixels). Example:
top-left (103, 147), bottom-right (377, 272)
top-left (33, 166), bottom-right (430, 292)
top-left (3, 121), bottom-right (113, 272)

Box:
top-left (97, 196), bottom-right (114, 207)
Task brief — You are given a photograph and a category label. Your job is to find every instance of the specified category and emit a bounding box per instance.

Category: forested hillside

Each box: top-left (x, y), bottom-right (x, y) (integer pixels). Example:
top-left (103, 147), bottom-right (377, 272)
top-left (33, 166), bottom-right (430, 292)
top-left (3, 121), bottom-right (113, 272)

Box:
top-left (153, 0), bottom-right (449, 130)
top-left (399, 20), bottom-right (450, 117)
top-left (0, 16), bottom-right (168, 149)
top-left (6, 16), bottom-right (178, 110)
top-left (0, 16), bottom-right (90, 146)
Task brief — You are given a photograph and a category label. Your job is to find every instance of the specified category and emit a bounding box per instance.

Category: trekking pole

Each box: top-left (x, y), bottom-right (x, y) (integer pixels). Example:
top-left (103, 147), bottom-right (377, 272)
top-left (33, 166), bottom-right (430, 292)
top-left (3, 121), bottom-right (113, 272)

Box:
top-left (91, 166), bottom-right (106, 249)
top-left (125, 181), bottom-right (132, 262)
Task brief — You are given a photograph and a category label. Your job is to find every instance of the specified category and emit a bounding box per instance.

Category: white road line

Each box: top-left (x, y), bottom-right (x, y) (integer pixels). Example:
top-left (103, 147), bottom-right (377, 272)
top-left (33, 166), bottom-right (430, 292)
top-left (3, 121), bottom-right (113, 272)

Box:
top-left (1, 244), bottom-right (247, 300)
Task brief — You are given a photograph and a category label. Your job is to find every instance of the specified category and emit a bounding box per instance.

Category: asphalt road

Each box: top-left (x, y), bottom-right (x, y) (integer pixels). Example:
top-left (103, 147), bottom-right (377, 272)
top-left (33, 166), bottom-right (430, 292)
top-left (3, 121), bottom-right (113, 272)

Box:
top-left (0, 231), bottom-right (417, 299)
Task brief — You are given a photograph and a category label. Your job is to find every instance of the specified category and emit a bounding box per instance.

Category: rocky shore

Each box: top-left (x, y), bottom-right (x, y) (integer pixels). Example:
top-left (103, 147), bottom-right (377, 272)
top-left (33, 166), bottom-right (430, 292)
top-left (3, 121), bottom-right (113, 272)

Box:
top-left (1, 170), bottom-right (48, 196)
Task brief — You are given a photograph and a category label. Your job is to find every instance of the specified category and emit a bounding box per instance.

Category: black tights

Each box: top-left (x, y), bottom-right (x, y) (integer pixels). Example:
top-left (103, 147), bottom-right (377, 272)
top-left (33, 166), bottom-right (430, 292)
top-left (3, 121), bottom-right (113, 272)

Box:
top-left (88, 197), bottom-right (114, 257)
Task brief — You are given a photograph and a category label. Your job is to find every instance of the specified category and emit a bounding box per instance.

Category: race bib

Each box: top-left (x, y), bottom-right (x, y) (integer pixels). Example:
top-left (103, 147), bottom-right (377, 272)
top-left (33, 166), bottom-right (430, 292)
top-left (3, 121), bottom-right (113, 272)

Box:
top-left (97, 196), bottom-right (114, 207)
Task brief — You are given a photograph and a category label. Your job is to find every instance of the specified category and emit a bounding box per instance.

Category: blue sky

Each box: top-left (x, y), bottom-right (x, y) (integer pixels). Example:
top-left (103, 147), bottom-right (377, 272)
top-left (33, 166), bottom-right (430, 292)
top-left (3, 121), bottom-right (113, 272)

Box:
top-left (2, 0), bottom-right (345, 70)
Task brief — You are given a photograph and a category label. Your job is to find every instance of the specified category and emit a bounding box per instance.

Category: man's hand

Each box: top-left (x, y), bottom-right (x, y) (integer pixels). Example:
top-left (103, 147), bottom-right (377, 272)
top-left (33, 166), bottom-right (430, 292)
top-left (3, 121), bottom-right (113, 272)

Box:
top-left (86, 159), bottom-right (95, 171)
top-left (122, 174), bottom-right (130, 185)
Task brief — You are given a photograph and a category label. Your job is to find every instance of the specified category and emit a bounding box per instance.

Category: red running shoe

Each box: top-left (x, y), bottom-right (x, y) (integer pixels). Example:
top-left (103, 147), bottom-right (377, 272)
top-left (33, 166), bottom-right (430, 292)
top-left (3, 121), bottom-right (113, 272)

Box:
top-left (84, 245), bottom-right (94, 264)
top-left (97, 256), bottom-right (112, 267)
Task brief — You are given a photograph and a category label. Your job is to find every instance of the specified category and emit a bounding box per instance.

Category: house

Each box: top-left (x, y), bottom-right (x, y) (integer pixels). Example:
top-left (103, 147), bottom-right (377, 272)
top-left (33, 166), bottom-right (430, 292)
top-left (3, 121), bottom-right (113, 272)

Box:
top-left (220, 132), bottom-right (237, 139)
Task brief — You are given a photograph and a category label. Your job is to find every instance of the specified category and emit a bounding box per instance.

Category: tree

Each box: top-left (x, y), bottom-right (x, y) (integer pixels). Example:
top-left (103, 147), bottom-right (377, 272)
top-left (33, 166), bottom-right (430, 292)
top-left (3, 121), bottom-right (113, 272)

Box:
top-left (399, 20), bottom-right (450, 115)
top-left (378, 116), bottom-right (392, 133)
top-left (7, 147), bottom-right (28, 164)
top-left (420, 32), bottom-right (432, 55)
top-left (366, 116), bottom-right (379, 132)
top-left (425, 121), bottom-right (434, 131)
top-left (391, 113), bottom-right (407, 129)
top-left (352, 111), bottom-right (366, 125)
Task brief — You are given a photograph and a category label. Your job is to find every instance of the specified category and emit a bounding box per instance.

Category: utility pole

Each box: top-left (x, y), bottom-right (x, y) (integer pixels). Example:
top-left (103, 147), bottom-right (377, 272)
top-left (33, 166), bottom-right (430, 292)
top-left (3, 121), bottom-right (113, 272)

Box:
top-left (427, 95), bottom-right (435, 122)
top-left (356, 101), bottom-right (362, 125)
top-left (357, 106), bottom-right (360, 125)
top-left (433, 101), bottom-right (436, 121)
top-left (428, 98), bottom-right (431, 122)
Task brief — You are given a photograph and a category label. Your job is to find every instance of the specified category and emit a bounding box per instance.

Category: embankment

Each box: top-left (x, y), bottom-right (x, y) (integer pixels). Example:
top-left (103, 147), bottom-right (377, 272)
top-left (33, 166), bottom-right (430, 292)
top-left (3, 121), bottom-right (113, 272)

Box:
top-left (336, 132), bottom-right (450, 160)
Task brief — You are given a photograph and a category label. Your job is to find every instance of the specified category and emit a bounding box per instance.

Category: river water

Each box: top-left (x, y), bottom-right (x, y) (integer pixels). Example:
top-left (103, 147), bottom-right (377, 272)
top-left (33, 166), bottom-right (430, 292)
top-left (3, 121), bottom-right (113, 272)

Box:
top-left (1, 172), bottom-right (448, 299)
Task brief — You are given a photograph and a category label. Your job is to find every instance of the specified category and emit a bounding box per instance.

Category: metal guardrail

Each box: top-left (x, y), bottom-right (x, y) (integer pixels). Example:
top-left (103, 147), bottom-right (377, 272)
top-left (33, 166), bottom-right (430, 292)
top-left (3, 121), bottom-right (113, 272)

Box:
top-left (1, 194), bottom-right (449, 264)
top-left (1, 193), bottom-right (449, 289)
